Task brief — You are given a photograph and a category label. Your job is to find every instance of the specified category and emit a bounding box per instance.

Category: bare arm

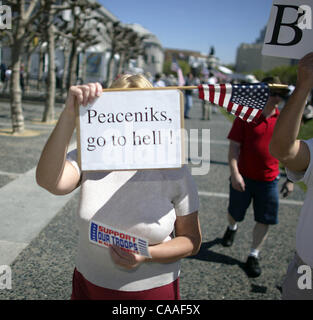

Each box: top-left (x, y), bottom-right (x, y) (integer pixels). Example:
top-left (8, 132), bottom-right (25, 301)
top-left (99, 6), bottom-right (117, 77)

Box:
top-left (228, 140), bottom-right (245, 192)
top-left (269, 53), bottom-right (313, 172)
top-left (148, 211), bottom-right (202, 263)
top-left (36, 83), bottom-right (102, 195)
top-left (109, 211), bottom-right (202, 268)
top-left (36, 106), bottom-right (78, 195)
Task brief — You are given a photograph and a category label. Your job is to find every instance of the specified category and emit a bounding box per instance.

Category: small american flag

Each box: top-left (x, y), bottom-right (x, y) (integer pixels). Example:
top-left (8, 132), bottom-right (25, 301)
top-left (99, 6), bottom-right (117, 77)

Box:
top-left (198, 83), bottom-right (269, 122)
top-left (171, 58), bottom-right (180, 72)
top-left (171, 57), bottom-right (185, 86)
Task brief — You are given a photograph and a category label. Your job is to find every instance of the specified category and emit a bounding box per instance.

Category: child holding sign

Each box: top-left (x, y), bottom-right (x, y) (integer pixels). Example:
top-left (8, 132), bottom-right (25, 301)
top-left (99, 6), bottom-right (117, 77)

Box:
top-left (36, 74), bottom-right (202, 300)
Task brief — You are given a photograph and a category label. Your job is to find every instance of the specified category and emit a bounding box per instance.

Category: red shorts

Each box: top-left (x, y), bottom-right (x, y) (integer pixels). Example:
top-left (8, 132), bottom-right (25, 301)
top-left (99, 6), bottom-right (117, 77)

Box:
top-left (71, 268), bottom-right (180, 300)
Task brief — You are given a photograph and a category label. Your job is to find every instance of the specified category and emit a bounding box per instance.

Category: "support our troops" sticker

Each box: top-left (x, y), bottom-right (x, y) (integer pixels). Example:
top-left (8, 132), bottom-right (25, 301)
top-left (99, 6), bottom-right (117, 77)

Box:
top-left (89, 221), bottom-right (151, 258)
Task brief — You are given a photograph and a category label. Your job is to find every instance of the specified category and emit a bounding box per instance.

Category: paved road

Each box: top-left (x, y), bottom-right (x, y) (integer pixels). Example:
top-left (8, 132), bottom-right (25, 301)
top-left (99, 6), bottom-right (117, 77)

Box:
top-left (0, 97), bottom-right (305, 300)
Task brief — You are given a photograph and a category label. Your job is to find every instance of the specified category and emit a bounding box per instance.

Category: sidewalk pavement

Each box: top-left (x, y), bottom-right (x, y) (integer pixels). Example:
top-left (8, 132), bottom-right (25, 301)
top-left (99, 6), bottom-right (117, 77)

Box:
top-left (0, 100), bottom-right (76, 266)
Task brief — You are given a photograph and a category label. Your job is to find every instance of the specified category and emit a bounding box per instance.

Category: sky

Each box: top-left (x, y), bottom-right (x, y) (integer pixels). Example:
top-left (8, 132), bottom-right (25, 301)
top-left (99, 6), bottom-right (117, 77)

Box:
top-left (100, 0), bottom-right (275, 65)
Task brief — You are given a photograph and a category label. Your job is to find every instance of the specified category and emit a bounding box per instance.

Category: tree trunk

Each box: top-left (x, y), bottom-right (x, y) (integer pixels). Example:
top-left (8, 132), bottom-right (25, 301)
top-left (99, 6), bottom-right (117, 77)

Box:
top-left (117, 52), bottom-right (125, 76)
top-left (37, 47), bottom-right (44, 91)
top-left (61, 45), bottom-right (70, 96)
top-left (106, 50), bottom-right (115, 88)
top-left (25, 51), bottom-right (32, 93)
top-left (10, 39), bottom-right (24, 134)
top-left (67, 40), bottom-right (78, 89)
top-left (81, 50), bottom-right (87, 83)
top-left (42, 23), bottom-right (55, 123)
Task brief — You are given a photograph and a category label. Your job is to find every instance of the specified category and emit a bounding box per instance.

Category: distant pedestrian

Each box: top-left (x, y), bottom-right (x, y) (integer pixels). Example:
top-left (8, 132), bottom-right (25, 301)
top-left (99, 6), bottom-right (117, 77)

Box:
top-left (184, 73), bottom-right (194, 119)
top-left (201, 76), bottom-right (211, 120)
top-left (153, 73), bottom-right (166, 87)
top-left (270, 52), bottom-right (313, 300)
top-left (145, 71), bottom-right (153, 84)
top-left (0, 63), bottom-right (6, 83)
top-left (36, 74), bottom-right (202, 300)
top-left (56, 67), bottom-right (63, 89)
top-left (208, 73), bottom-right (218, 114)
top-left (20, 64), bottom-right (25, 94)
top-left (2, 66), bottom-right (11, 92)
top-left (221, 76), bottom-right (293, 278)
top-left (5, 66), bottom-right (11, 80)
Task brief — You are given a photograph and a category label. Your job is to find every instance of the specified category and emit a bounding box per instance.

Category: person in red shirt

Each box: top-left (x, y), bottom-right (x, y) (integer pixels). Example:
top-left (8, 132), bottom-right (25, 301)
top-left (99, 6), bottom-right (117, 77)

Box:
top-left (221, 77), bottom-right (293, 278)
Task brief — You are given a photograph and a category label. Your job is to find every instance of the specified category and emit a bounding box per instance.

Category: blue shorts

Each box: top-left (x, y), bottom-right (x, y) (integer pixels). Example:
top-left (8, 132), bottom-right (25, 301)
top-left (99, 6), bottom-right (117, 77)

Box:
top-left (228, 176), bottom-right (279, 225)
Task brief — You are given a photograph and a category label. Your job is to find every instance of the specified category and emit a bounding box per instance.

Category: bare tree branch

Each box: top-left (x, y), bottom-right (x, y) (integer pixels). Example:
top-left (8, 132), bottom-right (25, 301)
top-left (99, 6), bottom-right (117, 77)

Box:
top-left (24, 0), bottom-right (39, 21)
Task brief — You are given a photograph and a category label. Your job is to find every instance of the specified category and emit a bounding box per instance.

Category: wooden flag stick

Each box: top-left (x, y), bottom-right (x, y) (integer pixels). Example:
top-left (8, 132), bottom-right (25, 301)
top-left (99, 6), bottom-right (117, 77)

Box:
top-left (102, 83), bottom-right (288, 92)
top-left (101, 86), bottom-right (199, 92)
top-left (268, 83), bottom-right (290, 90)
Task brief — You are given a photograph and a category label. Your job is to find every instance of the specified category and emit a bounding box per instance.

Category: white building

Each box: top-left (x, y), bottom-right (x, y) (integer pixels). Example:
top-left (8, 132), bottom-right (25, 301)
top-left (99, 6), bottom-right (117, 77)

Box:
top-left (125, 23), bottom-right (164, 76)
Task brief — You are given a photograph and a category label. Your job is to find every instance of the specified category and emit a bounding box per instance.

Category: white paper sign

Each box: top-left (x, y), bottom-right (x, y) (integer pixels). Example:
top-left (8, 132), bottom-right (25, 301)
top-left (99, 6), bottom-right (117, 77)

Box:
top-left (262, 0), bottom-right (313, 59)
top-left (77, 89), bottom-right (184, 171)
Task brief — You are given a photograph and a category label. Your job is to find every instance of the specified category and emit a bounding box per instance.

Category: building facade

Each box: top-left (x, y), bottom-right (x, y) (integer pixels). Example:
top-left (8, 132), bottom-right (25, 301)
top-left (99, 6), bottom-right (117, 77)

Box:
top-left (0, 1), bottom-right (164, 86)
top-left (235, 27), bottom-right (294, 73)
top-left (164, 48), bottom-right (211, 76)
top-left (125, 23), bottom-right (164, 76)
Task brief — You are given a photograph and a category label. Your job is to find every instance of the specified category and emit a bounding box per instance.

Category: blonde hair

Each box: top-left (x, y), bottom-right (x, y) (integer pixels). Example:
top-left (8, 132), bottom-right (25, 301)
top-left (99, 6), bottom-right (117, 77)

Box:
top-left (110, 74), bottom-right (153, 89)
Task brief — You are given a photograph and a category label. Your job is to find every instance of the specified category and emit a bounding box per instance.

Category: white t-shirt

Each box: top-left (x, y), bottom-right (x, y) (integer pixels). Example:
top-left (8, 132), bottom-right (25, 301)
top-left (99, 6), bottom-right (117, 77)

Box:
top-left (153, 79), bottom-right (166, 87)
top-left (286, 138), bottom-right (313, 267)
top-left (67, 149), bottom-right (199, 291)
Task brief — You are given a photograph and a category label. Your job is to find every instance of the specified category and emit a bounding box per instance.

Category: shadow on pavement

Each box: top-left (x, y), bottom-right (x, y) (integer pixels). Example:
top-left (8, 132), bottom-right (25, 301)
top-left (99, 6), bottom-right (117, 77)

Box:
top-left (188, 238), bottom-right (244, 267)
top-left (187, 238), bottom-right (271, 295)
top-left (251, 284), bottom-right (267, 294)
top-left (210, 160), bottom-right (229, 166)
top-left (187, 238), bottom-right (257, 279)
